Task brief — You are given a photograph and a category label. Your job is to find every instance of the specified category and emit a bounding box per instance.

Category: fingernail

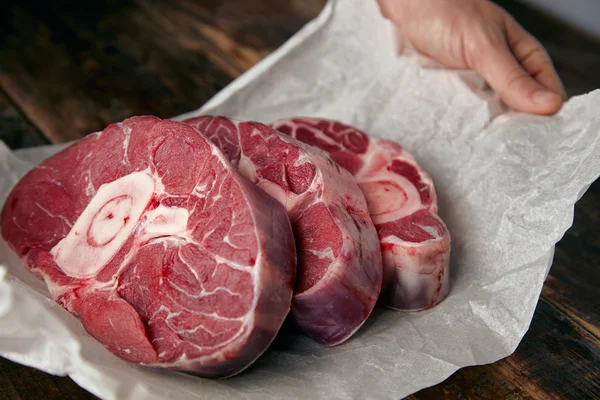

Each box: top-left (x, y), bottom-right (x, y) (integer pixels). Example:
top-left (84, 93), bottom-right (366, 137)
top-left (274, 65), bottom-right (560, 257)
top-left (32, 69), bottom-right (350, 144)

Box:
top-left (533, 90), bottom-right (560, 105)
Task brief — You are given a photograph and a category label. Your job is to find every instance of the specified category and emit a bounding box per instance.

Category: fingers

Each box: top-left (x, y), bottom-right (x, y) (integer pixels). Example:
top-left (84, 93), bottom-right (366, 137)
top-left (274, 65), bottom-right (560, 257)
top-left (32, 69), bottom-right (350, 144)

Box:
top-left (470, 10), bottom-right (565, 116)
top-left (471, 35), bottom-right (563, 115)
top-left (505, 16), bottom-right (567, 100)
top-left (376, 0), bottom-right (566, 115)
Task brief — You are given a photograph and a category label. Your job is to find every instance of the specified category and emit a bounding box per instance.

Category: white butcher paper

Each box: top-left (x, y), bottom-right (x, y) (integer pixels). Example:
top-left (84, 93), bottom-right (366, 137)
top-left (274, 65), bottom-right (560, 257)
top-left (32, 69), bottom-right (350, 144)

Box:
top-left (1, 0), bottom-right (599, 398)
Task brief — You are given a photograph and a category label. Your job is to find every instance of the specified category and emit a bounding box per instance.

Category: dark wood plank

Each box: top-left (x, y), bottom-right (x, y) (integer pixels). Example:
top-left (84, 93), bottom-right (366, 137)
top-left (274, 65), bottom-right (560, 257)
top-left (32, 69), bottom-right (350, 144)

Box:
top-left (0, 0), bottom-right (326, 144)
top-left (542, 179), bottom-right (600, 340)
top-left (135, 0), bottom-right (326, 76)
top-left (0, 90), bottom-right (49, 149)
top-left (409, 298), bottom-right (600, 400)
top-left (0, 356), bottom-right (97, 400)
top-left (0, 1), bottom-right (599, 399)
top-left (0, 0), bottom-right (231, 143)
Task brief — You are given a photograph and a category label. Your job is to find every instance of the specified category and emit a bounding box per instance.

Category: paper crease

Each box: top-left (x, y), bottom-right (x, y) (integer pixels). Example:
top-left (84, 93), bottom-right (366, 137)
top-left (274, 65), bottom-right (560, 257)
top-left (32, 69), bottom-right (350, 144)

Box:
top-left (1, 0), bottom-right (599, 399)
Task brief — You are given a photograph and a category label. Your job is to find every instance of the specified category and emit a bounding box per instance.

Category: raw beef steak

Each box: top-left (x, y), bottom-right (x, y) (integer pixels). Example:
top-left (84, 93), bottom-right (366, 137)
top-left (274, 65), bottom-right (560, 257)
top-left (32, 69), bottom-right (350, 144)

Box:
top-left (271, 117), bottom-right (451, 311)
top-left (1, 116), bottom-right (296, 378)
top-left (184, 116), bottom-right (383, 346)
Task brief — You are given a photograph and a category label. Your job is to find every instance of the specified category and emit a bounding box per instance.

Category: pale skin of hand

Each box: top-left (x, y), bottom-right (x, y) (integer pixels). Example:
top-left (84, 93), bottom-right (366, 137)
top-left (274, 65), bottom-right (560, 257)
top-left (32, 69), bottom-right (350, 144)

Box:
top-left (377, 0), bottom-right (567, 115)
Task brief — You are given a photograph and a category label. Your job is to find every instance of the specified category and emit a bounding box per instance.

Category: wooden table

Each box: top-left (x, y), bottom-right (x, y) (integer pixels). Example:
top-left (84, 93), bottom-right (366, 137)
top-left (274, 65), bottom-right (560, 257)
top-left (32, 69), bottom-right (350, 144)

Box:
top-left (1, 1), bottom-right (598, 398)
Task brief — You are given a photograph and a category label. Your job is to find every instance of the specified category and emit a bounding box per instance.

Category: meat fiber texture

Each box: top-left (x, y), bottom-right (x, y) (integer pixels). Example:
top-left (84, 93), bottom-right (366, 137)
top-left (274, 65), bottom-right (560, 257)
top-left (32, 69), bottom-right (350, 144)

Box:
top-left (0, 116), bottom-right (297, 378)
top-left (184, 116), bottom-right (383, 346)
top-left (1, 0), bottom-right (600, 398)
top-left (271, 117), bottom-right (450, 311)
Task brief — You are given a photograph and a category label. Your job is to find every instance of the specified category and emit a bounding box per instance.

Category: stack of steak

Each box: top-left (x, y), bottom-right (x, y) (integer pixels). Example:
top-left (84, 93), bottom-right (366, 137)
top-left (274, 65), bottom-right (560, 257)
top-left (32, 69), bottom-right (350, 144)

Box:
top-left (1, 115), bottom-right (450, 378)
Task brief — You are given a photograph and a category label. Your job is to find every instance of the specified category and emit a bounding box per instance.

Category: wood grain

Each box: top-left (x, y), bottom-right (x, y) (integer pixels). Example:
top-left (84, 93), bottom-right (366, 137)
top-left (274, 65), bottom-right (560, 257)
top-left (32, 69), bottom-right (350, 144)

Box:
top-left (0, 0), bottom-right (326, 144)
top-left (0, 0), bottom-right (599, 399)
top-left (0, 356), bottom-right (97, 400)
top-left (1, 0), bottom-right (230, 142)
top-left (409, 298), bottom-right (600, 400)
top-left (542, 179), bottom-right (600, 340)
top-left (0, 90), bottom-right (49, 149)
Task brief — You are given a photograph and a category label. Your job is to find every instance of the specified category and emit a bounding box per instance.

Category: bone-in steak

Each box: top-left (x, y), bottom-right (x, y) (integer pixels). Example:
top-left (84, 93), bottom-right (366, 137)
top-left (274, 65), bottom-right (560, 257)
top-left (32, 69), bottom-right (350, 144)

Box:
top-left (185, 116), bottom-right (383, 346)
top-left (1, 116), bottom-right (296, 378)
top-left (271, 117), bottom-right (450, 311)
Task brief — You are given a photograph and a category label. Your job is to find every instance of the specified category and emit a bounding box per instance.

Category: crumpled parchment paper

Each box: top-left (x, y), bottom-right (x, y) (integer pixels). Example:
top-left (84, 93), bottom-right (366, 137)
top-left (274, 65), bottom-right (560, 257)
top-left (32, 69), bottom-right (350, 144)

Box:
top-left (1, 0), bottom-right (599, 398)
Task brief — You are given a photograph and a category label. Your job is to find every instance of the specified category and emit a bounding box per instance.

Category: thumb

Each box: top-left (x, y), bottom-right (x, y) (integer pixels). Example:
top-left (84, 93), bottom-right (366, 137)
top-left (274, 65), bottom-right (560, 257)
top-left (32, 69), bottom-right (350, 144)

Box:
top-left (470, 35), bottom-right (563, 115)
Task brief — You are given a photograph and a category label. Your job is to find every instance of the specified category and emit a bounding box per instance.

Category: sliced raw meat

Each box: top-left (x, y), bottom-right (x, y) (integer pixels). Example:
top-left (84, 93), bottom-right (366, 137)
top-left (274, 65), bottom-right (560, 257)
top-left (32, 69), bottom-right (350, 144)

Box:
top-left (1, 116), bottom-right (296, 378)
top-left (271, 117), bottom-right (451, 311)
top-left (184, 116), bottom-right (383, 346)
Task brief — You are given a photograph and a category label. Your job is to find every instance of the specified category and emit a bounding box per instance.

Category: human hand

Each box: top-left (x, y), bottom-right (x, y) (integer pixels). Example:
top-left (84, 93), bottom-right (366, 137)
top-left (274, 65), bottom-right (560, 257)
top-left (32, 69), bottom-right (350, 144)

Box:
top-left (377, 0), bottom-right (566, 115)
